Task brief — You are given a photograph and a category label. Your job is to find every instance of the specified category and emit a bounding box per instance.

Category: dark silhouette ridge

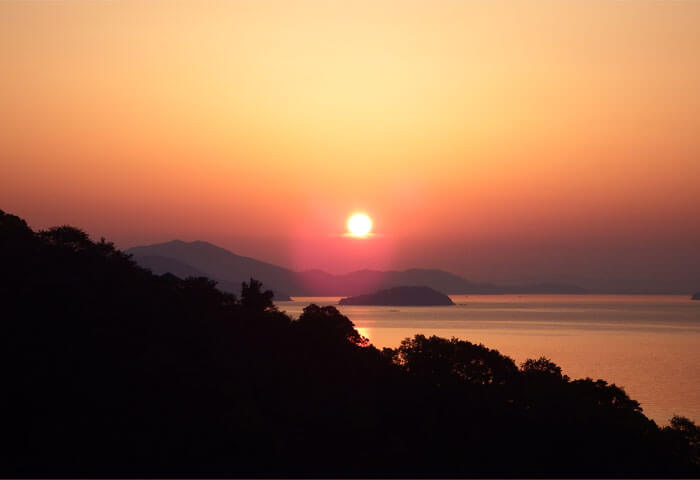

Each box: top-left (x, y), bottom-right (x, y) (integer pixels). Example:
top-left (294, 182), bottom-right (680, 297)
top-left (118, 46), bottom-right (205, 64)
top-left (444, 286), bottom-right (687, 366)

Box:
top-left (129, 241), bottom-right (292, 300)
top-left (2, 208), bottom-right (699, 476)
top-left (339, 285), bottom-right (455, 306)
top-left (692, 291), bottom-right (700, 300)
top-left (132, 252), bottom-right (291, 300)
top-left (128, 240), bottom-right (588, 296)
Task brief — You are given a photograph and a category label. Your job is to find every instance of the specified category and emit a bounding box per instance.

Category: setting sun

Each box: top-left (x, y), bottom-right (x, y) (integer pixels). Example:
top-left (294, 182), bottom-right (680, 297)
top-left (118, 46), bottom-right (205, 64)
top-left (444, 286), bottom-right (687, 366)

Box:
top-left (3, 1), bottom-right (700, 475)
top-left (347, 213), bottom-right (372, 237)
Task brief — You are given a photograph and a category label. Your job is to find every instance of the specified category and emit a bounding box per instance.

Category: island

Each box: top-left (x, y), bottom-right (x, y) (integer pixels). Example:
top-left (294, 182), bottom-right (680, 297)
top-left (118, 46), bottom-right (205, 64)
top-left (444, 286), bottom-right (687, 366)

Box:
top-left (692, 292), bottom-right (700, 300)
top-left (338, 286), bottom-right (455, 306)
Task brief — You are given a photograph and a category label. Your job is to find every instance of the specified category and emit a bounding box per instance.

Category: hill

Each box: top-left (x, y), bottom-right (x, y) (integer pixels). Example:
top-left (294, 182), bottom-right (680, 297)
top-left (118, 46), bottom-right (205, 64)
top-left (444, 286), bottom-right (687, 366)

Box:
top-left (127, 240), bottom-right (587, 296)
top-left (129, 242), bottom-right (292, 300)
top-left (339, 286), bottom-right (455, 306)
top-left (1, 208), bottom-right (699, 476)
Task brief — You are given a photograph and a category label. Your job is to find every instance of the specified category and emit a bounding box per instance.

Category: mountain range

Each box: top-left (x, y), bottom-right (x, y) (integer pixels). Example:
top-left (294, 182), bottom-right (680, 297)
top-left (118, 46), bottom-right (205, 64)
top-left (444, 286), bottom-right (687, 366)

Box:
top-left (126, 240), bottom-right (587, 299)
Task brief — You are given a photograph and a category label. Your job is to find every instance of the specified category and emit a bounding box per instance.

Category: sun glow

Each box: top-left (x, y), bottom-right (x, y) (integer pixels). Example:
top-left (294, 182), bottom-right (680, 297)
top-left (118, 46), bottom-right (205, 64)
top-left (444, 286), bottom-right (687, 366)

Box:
top-left (347, 213), bottom-right (372, 237)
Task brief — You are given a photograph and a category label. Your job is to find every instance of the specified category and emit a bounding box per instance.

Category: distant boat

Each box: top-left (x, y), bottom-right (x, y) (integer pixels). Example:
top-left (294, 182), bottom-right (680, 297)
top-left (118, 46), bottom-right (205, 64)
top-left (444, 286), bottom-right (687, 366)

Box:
top-left (692, 292), bottom-right (700, 300)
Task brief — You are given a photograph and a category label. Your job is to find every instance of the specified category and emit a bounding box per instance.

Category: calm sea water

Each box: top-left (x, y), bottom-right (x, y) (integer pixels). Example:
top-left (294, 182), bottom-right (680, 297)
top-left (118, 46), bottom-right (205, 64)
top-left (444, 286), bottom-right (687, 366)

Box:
top-left (278, 295), bottom-right (700, 425)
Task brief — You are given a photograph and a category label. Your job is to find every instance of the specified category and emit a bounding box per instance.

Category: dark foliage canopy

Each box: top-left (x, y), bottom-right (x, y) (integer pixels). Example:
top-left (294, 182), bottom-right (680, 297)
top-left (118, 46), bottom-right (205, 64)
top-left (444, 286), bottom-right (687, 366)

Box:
top-left (1, 209), bottom-right (698, 476)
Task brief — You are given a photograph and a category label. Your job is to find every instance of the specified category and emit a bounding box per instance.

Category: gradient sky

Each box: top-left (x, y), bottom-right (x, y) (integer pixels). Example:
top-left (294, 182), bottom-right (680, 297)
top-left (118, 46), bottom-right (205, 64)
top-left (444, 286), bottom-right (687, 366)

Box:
top-left (2, 0), bottom-right (700, 291)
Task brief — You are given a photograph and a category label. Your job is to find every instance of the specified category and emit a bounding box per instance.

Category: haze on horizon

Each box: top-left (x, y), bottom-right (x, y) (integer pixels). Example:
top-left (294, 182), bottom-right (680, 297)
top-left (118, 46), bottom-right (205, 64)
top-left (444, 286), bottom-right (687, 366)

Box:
top-left (2, 0), bottom-right (700, 292)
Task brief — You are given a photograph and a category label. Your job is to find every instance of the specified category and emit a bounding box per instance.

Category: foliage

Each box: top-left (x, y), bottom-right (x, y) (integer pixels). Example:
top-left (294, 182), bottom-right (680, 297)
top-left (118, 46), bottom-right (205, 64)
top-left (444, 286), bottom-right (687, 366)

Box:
top-left (240, 277), bottom-right (275, 311)
top-left (391, 334), bottom-right (518, 385)
top-left (295, 304), bottom-right (369, 346)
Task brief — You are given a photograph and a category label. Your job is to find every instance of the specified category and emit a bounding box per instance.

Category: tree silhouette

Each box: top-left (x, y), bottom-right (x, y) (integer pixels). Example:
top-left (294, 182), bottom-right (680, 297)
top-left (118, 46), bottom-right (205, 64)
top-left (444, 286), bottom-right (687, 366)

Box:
top-left (667, 415), bottom-right (700, 464)
top-left (390, 334), bottom-right (518, 385)
top-left (39, 225), bottom-right (94, 250)
top-left (241, 277), bottom-right (275, 311)
top-left (521, 356), bottom-right (570, 381)
top-left (295, 304), bottom-right (368, 346)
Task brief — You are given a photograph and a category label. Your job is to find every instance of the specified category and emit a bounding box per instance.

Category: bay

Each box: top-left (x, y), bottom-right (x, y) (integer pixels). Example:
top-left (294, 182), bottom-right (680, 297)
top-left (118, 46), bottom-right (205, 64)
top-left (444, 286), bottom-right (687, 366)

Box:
top-left (279, 294), bottom-right (700, 425)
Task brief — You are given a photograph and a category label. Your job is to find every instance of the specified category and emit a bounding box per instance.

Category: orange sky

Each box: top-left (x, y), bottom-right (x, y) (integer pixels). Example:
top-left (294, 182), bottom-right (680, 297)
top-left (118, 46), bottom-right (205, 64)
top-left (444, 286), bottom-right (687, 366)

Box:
top-left (2, 1), bottom-right (700, 291)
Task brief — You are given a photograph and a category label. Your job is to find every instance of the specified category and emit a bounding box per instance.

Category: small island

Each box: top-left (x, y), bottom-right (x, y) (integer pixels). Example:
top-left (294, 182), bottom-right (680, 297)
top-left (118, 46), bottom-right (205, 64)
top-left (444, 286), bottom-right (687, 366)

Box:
top-left (339, 286), bottom-right (455, 306)
top-left (692, 292), bottom-right (700, 300)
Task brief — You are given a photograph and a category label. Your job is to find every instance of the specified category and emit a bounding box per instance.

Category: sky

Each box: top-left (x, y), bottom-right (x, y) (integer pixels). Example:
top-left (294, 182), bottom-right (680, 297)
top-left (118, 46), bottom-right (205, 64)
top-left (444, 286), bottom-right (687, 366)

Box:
top-left (2, 0), bottom-right (700, 292)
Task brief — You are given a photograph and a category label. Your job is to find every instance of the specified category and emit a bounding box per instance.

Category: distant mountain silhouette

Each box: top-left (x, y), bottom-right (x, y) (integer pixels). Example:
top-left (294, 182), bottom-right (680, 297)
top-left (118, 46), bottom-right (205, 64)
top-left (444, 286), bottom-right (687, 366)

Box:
top-left (339, 286), bottom-right (455, 306)
top-left (131, 254), bottom-right (279, 299)
top-left (128, 241), bottom-right (292, 300)
top-left (127, 240), bottom-right (587, 296)
top-left (693, 292), bottom-right (700, 300)
top-left (294, 269), bottom-right (588, 296)
top-left (297, 268), bottom-right (492, 296)
top-left (132, 254), bottom-right (208, 278)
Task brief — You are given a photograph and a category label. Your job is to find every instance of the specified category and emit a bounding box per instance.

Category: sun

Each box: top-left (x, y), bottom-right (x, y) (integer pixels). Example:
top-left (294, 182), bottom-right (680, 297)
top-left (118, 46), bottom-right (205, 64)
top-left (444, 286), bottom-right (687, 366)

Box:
top-left (347, 213), bottom-right (372, 237)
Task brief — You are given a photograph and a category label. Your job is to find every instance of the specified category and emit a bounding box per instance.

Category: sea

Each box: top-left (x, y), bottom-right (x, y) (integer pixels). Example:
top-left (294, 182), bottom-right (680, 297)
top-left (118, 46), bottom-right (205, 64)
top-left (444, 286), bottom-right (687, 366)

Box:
top-left (278, 294), bottom-right (700, 426)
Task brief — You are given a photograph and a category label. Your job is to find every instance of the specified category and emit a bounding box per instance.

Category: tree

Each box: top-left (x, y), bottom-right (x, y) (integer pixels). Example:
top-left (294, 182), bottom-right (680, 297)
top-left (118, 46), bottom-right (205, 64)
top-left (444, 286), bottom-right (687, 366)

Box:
top-left (667, 416), bottom-right (700, 464)
top-left (295, 304), bottom-right (368, 346)
top-left (390, 334), bottom-right (518, 385)
top-left (521, 356), bottom-right (569, 382)
top-left (39, 225), bottom-right (94, 251)
top-left (240, 278), bottom-right (275, 311)
top-left (0, 209), bottom-right (34, 245)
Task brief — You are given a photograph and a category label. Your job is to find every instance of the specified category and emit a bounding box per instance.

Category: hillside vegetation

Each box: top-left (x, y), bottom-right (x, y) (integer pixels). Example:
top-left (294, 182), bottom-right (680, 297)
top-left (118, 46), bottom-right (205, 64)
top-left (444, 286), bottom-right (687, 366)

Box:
top-left (1, 209), bottom-right (698, 476)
